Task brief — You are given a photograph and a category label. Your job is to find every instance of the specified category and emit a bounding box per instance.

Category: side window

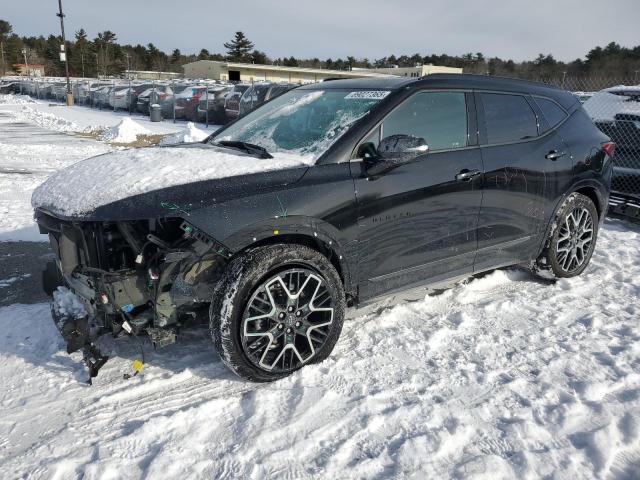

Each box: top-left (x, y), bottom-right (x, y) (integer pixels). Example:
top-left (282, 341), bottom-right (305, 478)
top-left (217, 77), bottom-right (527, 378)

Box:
top-left (382, 91), bottom-right (468, 151)
top-left (534, 97), bottom-right (568, 131)
top-left (481, 93), bottom-right (538, 144)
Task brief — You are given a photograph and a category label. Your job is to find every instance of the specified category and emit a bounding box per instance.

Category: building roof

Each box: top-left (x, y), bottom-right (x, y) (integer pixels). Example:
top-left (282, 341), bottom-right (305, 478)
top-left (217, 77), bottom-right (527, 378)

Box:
top-left (183, 60), bottom-right (392, 78)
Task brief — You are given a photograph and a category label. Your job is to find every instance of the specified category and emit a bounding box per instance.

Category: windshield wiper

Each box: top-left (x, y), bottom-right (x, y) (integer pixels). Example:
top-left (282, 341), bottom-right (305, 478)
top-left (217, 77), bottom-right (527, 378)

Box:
top-left (213, 140), bottom-right (273, 159)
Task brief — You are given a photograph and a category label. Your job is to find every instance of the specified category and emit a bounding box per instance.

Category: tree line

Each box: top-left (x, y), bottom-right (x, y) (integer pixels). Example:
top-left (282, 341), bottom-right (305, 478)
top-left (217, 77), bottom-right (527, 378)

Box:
top-left (1, 21), bottom-right (639, 81)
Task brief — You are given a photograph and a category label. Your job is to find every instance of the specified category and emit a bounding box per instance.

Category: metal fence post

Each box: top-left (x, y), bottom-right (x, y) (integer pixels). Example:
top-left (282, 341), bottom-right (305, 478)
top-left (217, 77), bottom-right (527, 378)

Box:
top-left (173, 82), bottom-right (176, 123)
top-left (205, 87), bottom-right (209, 128)
top-left (129, 78), bottom-right (132, 115)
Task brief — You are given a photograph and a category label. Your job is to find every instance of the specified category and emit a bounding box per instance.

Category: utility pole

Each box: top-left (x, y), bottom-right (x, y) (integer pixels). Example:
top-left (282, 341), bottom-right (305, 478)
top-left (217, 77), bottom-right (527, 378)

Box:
top-left (57, 0), bottom-right (73, 105)
top-left (22, 48), bottom-right (29, 77)
top-left (0, 41), bottom-right (5, 77)
top-left (125, 52), bottom-right (130, 77)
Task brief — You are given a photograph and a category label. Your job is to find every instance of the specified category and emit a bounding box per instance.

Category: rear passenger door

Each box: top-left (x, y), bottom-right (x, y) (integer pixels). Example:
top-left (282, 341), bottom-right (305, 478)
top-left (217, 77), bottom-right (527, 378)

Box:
top-left (474, 92), bottom-right (569, 271)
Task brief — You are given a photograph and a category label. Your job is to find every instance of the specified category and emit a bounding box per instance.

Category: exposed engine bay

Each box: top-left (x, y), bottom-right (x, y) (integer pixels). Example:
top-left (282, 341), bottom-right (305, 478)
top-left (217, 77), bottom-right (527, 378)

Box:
top-left (36, 210), bottom-right (231, 380)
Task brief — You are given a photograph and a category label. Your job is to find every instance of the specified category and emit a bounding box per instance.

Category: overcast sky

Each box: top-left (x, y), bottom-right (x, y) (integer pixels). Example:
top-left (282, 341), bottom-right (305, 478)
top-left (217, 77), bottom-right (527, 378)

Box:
top-left (3, 0), bottom-right (639, 61)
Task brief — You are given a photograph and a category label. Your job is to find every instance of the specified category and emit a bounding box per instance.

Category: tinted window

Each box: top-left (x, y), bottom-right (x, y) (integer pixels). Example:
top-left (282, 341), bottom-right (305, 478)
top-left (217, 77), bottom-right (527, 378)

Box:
top-left (535, 97), bottom-right (568, 130)
top-left (481, 93), bottom-right (538, 144)
top-left (382, 92), bottom-right (467, 151)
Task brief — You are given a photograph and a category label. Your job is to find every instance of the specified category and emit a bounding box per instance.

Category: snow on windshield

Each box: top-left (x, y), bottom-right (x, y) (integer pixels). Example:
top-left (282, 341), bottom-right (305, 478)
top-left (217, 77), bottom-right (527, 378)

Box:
top-left (215, 89), bottom-right (387, 161)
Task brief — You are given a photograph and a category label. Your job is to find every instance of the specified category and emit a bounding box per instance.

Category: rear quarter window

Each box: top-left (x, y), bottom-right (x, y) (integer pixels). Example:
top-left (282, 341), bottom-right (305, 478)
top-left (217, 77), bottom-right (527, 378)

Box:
top-left (535, 97), bottom-right (568, 131)
top-left (481, 93), bottom-right (538, 144)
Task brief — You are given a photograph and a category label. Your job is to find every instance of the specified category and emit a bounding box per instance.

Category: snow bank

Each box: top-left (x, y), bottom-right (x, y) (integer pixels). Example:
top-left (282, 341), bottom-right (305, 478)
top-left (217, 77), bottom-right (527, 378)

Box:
top-left (98, 117), bottom-right (152, 143)
top-left (31, 145), bottom-right (314, 217)
top-left (0, 93), bottom-right (36, 105)
top-left (159, 122), bottom-right (209, 145)
top-left (15, 104), bottom-right (88, 133)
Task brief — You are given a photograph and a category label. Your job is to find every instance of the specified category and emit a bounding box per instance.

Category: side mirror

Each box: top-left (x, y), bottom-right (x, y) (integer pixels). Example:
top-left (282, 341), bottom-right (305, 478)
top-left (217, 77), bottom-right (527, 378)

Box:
top-left (364, 135), bottom-right (428, 178)
top-left (377, 134), bottom-right (429, 160)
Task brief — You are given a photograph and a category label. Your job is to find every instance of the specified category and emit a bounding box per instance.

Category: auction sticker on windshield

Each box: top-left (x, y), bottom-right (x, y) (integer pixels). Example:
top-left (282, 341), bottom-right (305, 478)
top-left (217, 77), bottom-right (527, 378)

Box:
top-left (344, 91), bottom-right (390, 100)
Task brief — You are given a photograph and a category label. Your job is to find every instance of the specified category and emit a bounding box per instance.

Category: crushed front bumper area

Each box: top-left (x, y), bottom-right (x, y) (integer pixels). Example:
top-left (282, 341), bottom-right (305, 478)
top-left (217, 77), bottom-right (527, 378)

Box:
top-left (37, 211), bottom-right (231, 382)
top-left (50, 286), bottom-right (109, 381)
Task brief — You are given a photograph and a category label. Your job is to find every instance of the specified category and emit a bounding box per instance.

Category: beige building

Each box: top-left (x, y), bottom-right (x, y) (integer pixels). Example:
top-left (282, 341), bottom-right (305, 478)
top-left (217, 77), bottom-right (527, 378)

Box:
top-left (357, 64), bottom-right (463, 78)
top-left (124, 70), bottom-right (183, 81)
top-left (182, 60), bottom-right (396, 83)
top-left (12, 64), bottom-right (46, 77)
top-left (183, 60), bottom-right (463, 83)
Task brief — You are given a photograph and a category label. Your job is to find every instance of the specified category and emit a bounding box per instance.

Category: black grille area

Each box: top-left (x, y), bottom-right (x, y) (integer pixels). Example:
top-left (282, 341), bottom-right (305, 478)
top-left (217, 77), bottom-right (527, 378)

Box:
top-left (35, 211), bottom-right (138, 272)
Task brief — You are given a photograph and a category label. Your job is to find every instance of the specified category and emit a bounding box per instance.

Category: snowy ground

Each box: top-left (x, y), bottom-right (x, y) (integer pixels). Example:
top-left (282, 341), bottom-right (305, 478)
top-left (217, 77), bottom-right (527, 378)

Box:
top-left (1, 93), bottom-right (640, 479)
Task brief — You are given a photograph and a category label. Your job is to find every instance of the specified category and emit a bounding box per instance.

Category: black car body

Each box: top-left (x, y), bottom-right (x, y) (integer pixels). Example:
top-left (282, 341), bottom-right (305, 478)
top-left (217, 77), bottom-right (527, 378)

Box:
top-left (238, 82), bottom-right (297, 117)
top-left (33, 74), bottom-right (612, 381)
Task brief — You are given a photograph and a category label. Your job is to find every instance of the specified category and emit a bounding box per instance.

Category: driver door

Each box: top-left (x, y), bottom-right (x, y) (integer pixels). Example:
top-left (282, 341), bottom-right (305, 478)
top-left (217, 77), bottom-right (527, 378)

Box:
top-left (351, 91), bottom-right (484, 301)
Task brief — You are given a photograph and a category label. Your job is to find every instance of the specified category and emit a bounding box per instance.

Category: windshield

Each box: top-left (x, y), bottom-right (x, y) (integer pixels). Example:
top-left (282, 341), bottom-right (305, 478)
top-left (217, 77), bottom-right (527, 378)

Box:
top-left (211, 89), bottom-right (389, 161)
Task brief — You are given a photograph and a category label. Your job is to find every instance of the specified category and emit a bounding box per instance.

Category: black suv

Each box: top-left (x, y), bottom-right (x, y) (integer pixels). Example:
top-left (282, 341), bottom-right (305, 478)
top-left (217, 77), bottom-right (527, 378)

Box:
top-left (33, 75), bottom-right (612, 382)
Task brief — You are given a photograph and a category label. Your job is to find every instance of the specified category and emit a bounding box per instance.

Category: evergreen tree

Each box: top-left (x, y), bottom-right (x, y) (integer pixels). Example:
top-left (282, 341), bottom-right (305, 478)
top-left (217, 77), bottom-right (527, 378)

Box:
top-left (0, 19), bottom-right (12, 75)
top-left (73, 29), bottom-right (89, 77)
top-left (224, 32), bottom-right (254, 62)
top-left (250, 49), bottom-right (269, 65)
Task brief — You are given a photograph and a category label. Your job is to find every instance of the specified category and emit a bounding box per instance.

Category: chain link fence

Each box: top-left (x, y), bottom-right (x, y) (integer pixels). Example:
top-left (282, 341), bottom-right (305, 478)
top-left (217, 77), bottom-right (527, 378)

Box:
top-left (531, 76), bottom-right (640, 219)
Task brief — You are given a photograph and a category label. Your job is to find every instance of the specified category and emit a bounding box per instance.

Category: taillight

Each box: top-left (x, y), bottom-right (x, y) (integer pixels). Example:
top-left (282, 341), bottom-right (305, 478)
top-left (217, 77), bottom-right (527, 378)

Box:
top-left (602, 142), bottom-right (616, 157)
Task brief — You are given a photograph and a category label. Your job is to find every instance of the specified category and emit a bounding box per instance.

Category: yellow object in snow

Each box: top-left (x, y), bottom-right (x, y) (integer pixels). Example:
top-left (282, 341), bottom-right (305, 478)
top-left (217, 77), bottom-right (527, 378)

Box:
top-left (133, 360), bottom-right (144, 373)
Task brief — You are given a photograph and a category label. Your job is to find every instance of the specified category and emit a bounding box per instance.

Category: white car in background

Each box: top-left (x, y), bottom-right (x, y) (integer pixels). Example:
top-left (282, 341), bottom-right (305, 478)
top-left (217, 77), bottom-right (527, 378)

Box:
top-left (584, 85), bottom-right (640, 212)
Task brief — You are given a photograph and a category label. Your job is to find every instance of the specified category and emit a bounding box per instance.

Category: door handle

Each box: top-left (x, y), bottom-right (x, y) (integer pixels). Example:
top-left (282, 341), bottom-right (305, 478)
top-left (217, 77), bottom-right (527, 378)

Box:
top-left (545, 150), bottom-right (566, 161)
top-left (455, 169), bottom-right (481, 181)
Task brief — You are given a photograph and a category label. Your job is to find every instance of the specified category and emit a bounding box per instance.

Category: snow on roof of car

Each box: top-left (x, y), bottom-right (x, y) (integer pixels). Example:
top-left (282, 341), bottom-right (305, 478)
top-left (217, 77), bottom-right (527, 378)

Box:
top-left (583, 86), bottom-right (640, 121)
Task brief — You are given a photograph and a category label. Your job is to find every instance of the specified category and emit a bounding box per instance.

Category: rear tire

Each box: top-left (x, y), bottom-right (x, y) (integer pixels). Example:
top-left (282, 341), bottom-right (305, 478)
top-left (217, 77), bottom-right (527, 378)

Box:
top-left (210, 244), bottom-right (346, 382)
top-left (536, 192), bottom-right (599, 278)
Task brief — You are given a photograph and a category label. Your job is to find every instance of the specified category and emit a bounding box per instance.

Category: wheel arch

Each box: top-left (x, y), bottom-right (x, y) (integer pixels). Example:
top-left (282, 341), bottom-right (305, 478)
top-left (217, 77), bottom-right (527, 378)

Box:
top-left (223, 222), bottom-right (356, 300)
top-left (536, 180), bottom-right (608, 259)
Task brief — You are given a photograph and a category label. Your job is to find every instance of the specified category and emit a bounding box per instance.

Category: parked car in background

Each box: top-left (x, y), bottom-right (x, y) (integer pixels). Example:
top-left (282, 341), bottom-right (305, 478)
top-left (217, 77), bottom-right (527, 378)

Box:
top-left (238, 82), bottom-right (297, 117)
top-left (90, 85), bottom-right (112, 108)
top-left (224, 84), bottom-right (250, 121)
top-left (0, 82), bottom-right (18, 94)
top-left (107, 86), bottom-right (132, 110)
top-left (136, 85), bottom-right (174, 114)
top-left (34, 75), bottom-right (612, 382)
top-left (584, 85), bottom-right (640, 218)
top-left (196, 85), bottom-right (232, 124)
top-left (174, 86), bottom-right (207, 120)
top-left (573, 91), bottom-right (595, 104)
top-left (51, 82), bottom-right (68, 101)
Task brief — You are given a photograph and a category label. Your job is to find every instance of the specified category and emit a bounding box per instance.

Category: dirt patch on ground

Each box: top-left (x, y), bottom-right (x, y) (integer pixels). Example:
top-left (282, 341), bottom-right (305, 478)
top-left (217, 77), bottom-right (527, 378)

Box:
top-left (73, 131), bottom-right (166, 148)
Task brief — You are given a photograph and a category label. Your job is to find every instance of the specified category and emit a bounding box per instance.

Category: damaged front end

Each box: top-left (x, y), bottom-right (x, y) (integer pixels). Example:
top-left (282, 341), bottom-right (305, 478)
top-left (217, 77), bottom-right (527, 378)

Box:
top-left (36, 210), bottom-right (231, 380)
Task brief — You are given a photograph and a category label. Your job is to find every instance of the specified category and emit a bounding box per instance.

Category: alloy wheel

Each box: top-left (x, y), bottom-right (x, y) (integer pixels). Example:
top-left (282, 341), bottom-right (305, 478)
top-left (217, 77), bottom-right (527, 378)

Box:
top-left (556, 207), bottom-right (594, 272)
top-left (241, 268), bottom-right (334, 373)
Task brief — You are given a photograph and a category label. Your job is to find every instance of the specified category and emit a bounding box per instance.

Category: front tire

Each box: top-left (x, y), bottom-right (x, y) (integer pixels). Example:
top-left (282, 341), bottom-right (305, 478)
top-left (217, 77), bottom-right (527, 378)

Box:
top-left (210, 244), bottom-right (346, 382)
top-left (536, 192), bottom-right (599, 278)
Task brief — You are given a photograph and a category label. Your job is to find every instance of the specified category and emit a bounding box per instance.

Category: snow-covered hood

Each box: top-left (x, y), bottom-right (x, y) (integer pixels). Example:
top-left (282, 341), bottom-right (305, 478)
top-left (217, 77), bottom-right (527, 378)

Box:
top-left (32, 143), bottom-right (313, 220)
